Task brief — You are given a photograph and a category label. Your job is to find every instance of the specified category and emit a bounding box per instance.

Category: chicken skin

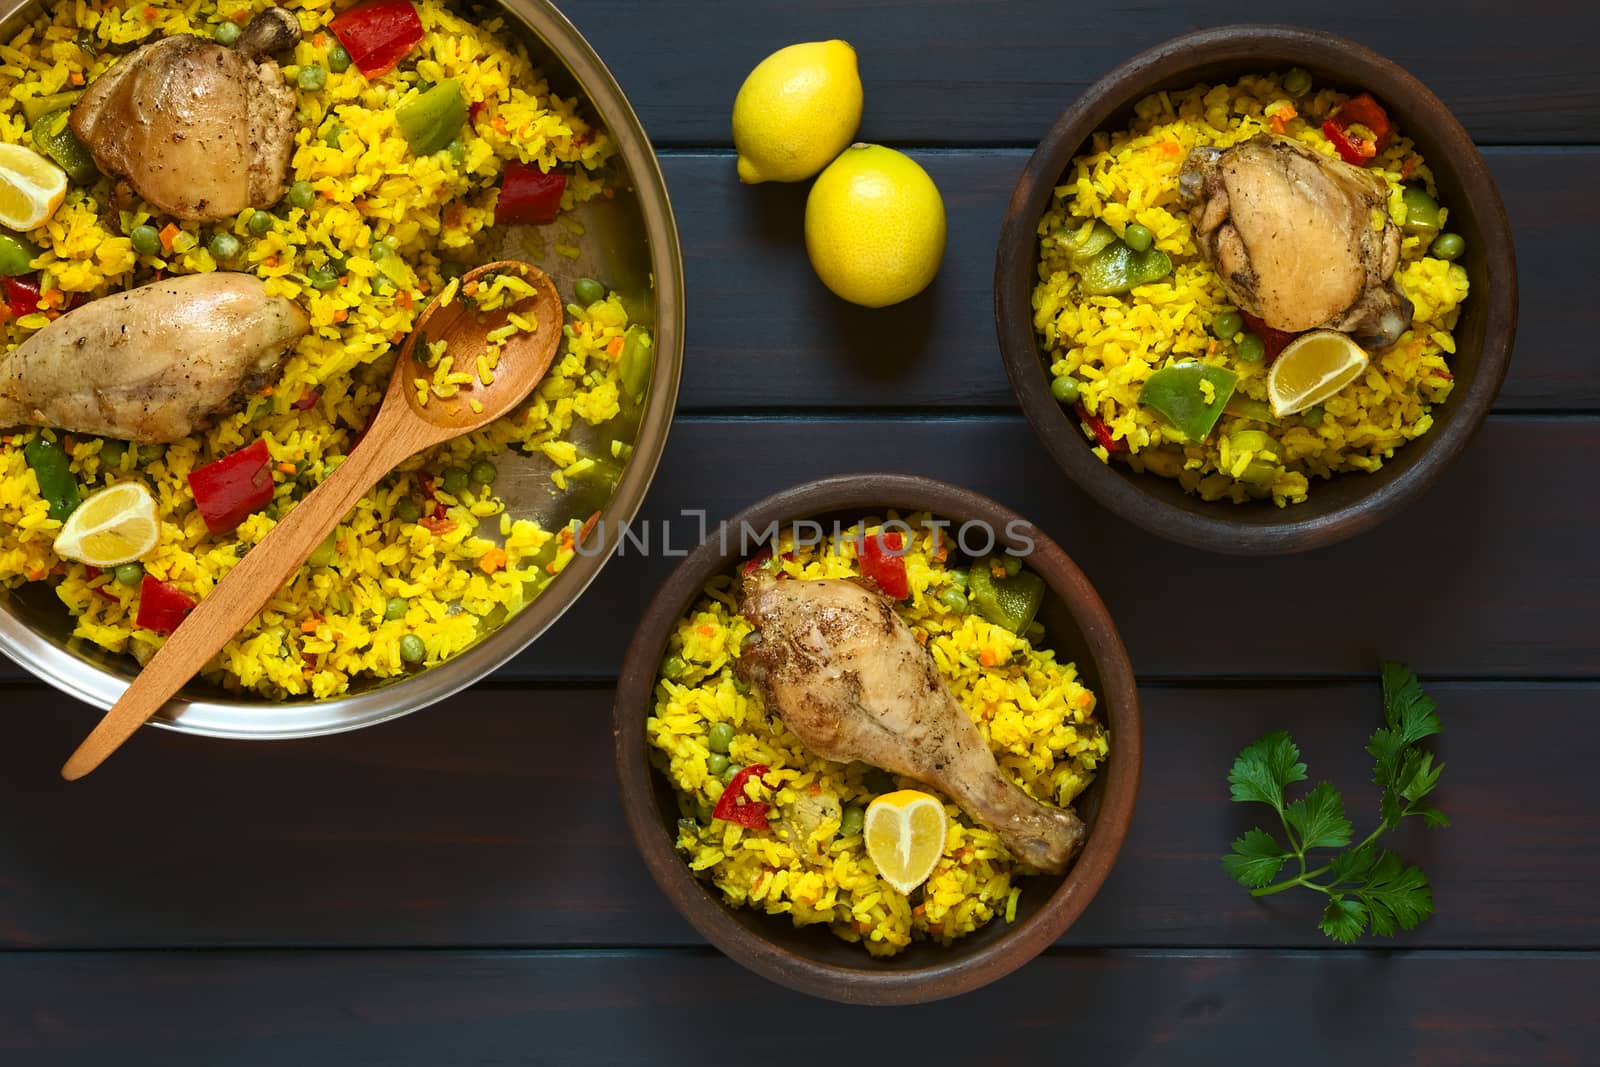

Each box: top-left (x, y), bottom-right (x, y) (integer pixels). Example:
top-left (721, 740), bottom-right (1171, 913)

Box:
top-left (0, 274), bottom-right (308, 443)
top-left (1180, 135), bottom-right (1414, 349)
top-left (71, 8), bottom-right (302, 222)
top-left (737, 575), bottom-right (1087, 873)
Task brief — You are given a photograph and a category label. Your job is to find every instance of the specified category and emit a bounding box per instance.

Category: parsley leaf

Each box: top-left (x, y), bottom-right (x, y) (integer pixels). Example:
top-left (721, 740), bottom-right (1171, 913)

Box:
top-left (1226, 730), bottom-right (1306, 812)
top-left (1223, 828), bottom-right (1290, 888)
top-left (1222, 663), bottom-right (1447, 943)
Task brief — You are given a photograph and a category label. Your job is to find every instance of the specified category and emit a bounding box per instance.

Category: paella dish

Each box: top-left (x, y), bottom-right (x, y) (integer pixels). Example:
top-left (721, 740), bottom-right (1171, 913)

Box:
top-left (646, 515), bottom-right (1109, 955)
top-left (1032, 71), bottom-right (1471, 505)
top-left (0, 0), bottom-right (656, 699)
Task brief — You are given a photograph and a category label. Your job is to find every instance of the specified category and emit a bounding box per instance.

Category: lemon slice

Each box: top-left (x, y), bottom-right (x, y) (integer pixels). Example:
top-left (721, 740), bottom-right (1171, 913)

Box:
top-left (52, 482), bottom-right (160, 567)
top-left (0, 143), bottom-right (68, 231)
top-left (1266, 330), bottom-right (1369, 417)
top-left (863, 789), bottom-right (948, 895)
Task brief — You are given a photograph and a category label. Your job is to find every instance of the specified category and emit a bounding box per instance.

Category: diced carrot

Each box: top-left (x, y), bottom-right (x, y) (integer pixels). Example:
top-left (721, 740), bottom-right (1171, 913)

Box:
top-left (300, 618), bottom-right (321, 634)
top-left (143, 5), bottom-right (157, 20)
top-left (259, 385), bottom-right (274, 396)
top-left (68, 71), bottom-right (84, 86)
top-left (158, 223), bottom-right (179, 253)
top-left (332, 309), bottom-right (348, 324)
top-left (492, 116), bottom-right (509, 135)
top-left (697, 625), bottom-right (715, 637)
top-left (478, 547), bottom-right (507, 574)
top-left (276, 462), bottom-right (297, 474)
top-left (397, 290), bottom-right (413, 309)
top-left (606, 336), bottom-right (624, 358)
top-left (1160, 140), bottom-right (1182, 158)
top-left (313, 33), bottom-right (326, 48)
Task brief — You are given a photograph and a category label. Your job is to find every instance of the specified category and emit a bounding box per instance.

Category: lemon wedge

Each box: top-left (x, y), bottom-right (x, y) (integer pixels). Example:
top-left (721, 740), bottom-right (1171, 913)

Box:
top-left (0, 142), bottom-right (68, 231)
top-left (1266, 330), bottom-right (1369, 417)
top-left (52, 482), bottom-right (160, 567)
top-left (863, 789), bottom-right (948, 895)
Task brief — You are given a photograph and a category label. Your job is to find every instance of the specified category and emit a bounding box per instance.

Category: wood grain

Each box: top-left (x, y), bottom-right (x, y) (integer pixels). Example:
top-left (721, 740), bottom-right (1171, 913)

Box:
top-left (564, 1), bottom-right (1600, 148)
top-left (649, 148), bottom-right (1596, 412)
top-left (3, 681), bottom-right (1592, 950)
top-left (1, 948), bottom-right (1593, 1065)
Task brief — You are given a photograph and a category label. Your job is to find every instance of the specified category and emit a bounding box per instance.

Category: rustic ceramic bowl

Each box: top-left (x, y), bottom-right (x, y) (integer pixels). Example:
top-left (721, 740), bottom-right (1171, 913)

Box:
top-left (613, 474), bottom-right (1141, 1004)
top-left (994, 25), bottom-right (1517, 554)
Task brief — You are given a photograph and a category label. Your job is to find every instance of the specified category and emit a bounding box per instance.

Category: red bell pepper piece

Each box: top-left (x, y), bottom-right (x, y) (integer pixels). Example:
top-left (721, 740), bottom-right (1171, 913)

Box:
top-left (495, 162), bottom-right (566, 226)
top-left (1241, 313), bottom-right (1299, 363)
top-left (2, 275), bottom-right (43, 316)
top-left (293, 388), bottom-right (320, 411)
top-left (1076, 404), bottom-right (1127, 453)
top-left (858, 531), bottom-right (909, 600)
top-left (329, 0), bottom-right (423, 78)
top-left (188, 438), bottom-right (275, 534)
top-left (712, 764), bottom-right (771, 830)
top-left (1321, 93), bottom-right (1393, 166)
top-left (136, 575), bottom-right (196, 635)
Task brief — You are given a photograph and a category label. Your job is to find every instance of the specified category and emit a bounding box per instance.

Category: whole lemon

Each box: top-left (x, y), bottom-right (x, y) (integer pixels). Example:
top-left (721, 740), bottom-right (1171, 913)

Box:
top-left (732, 40), bottom-right (863, 184)
top-left (804, 144), bottom-right (947, 308)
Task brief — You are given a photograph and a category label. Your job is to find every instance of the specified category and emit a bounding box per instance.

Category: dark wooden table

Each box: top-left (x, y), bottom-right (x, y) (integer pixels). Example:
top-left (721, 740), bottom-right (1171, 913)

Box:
top-left (5, 2), bottom-right (1599, 1063)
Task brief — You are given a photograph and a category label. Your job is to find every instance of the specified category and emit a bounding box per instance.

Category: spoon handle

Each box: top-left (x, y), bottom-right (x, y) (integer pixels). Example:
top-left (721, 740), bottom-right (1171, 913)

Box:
top-left (61, 414), bottom-right (436, 780)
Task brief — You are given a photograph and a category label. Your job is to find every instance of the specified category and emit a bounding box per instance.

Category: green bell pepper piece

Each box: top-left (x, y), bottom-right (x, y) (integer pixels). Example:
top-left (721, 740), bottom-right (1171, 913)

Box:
top-left (0, 232), bottom-right (39, 276)
top-left (1078, 241), bottom-right (1173, 296)
top-left (1400, 186), bottom-right (1441, 237)
top-left (396, 79), bottom-right (467, 156)
top-left (1138, 360), bottom-right (1239, 441)
top-left (22, 91), bottom-right (82, 125)
top-left (31, 109), bottom-right (98, 184)
top-left (1238, 459), bottom-right (1278, 487)
top-left (1066, 220), bottom-right (1119, 267)
top-left (23, 435), bottom-right (81, 521)
top-left (618, 324), bottom-right (652, 402)
top-left (967, 559), bottom-right (1046, 635)
top-left (1222, 395), bottom-right (1280, 424)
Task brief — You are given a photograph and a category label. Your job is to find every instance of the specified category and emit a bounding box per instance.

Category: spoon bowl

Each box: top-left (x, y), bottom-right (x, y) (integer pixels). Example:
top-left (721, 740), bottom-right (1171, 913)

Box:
top-left (60, 261), bottom-right (564, 780)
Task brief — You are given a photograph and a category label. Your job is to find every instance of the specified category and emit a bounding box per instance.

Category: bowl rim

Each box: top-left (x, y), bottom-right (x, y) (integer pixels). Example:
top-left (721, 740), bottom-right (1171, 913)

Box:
top-left (993, 23), bottom-right (1518, 555)
top-left (0, 0), bottom-right (686, 739)
top-left (612, 473), bottom-right (1142, 1005)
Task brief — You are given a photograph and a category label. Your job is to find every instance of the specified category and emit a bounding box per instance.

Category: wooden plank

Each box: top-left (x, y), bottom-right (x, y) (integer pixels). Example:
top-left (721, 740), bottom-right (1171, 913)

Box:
top-left (655, 148), bottom-right (1595, 411)
top-left (3, 682), bottom-right (1593, 951)
top-left (0, 948), bottom-right (1594, 1065)
top-left (2, 414), bottom-right (1594, 684)
top-left (566, 1), bottom-right (1600, 147)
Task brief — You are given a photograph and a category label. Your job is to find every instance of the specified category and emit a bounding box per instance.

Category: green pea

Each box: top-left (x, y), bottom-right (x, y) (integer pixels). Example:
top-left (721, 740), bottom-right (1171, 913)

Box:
top-left (706, 753), bottom-right (730, 777)
top-left (130, 224), bottom-right (161, 257)
top-left (394, 496), bottom-right (422, 523)
top-left (399, 634), bottom-right (426, 664)
top-left (470, 461), bottom-right (497, 486)
top-left (1284, 68), bottom-right (1312, 97)
top-left (948, 569), bottom-right (968, 591)
top-left (298, 65), bottom-right (327, 92)
top-left (574, 277), bottom-right (607, 305)
top-left (308, 535), bottom-right (337, 569)
top-left (322, 123), bottom-right (348, 148)
top-left (447, 139), bottom-right (466, 165)
top-left (708, 721), bottom-right (735, 754)
top-left (384, 597), bottom-right (408, 621)
top-left (1300, 405), bottom-right (1326, 427)
top-left (0, 233), bottom-right (37, 276)
top-left (209, 232), bottom-right (241, 261)
top-left (441, 466), bottom-right (469, 494)
top-left (1050, 375), bottom-right (1081, 405)
top-left (308, 265), bottom-right (340, 292)
top-left (660, 654), bottom-right (686, 680)
top-left (137, 444), bottom-right (164, 465)
top-left (99, 440), bottom-right (126, 469)
top-left (937, 586), bottom-right (969, 613)
top-left (1236, 333), bottom-right (1266, 363)
top-left (287, 181), bottom-right (316, 211)
top-left (114, 562), bottom-right (143, 586)
top-left (369, 238), bottom-right (392, 261)
top-left (1211, 310), bottom-right (1243, 339)
top-left (247, 211), bottom-right (275, 237)
top-left (695, 800), bottom-right (715, 824)
top-left (839, 806), bottom-right (865, 838)
top-left (213, 20), bottom-right (241, 46)
top-left (1123, 223), bottom-right (1154, 253)
top-left (721, 763), bottom-right (744, 787)
top-left (1430, 232), bottom-right (1465, 261)
top-left (1002, 554), bottom-right (1022, 578)
top-left (328, 44), bottom-right (351, 74)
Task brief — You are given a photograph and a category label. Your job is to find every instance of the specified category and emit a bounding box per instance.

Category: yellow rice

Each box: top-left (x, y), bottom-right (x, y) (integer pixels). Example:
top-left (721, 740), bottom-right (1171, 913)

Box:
top-left (647, 515), bottom-right (1109, 955)
top-left (1033, 73), bottom-right (1470, 505)
top-left (0, 1), bottom-right (648, 698)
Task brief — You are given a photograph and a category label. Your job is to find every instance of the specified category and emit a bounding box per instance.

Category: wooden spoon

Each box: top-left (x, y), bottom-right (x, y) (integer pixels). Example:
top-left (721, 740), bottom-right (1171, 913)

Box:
top-left (61, 261), bottom-right (564, 780)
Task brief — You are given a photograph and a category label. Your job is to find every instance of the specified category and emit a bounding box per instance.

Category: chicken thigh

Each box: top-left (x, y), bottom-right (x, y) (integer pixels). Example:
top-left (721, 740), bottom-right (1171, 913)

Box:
top-left (737, 575), bottom-right (1087, 873)
top-left (71, 8), bottom-right (302, 222)
top-left (1180, 135), bottom-right (1413, 349)
top-left (0, 273), bottom-right (308, 443)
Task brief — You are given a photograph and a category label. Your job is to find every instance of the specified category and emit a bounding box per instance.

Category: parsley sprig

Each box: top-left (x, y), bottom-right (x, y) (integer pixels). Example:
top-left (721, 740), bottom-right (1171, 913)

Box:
top-left (1222, 662), bottom-right (1448, 942)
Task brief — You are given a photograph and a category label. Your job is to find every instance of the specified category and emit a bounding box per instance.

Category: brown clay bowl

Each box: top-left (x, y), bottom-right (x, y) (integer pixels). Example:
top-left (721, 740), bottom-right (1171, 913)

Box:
top-left (994, 25), bottom-right (1518, 555)
top-left (612, 474), bottom-right (1140, 1004)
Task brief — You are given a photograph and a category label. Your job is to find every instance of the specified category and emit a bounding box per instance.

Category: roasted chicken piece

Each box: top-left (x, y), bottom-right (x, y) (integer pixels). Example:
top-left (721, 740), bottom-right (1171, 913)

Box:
top-left (71, 8), bottom-right (302, 222)
top-left (1180, 135), bottom-right (1414, 349)
top-left (737, 575), bottom-right (1087, 873)
top-left (0, 274), bottom-right (308, 444)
